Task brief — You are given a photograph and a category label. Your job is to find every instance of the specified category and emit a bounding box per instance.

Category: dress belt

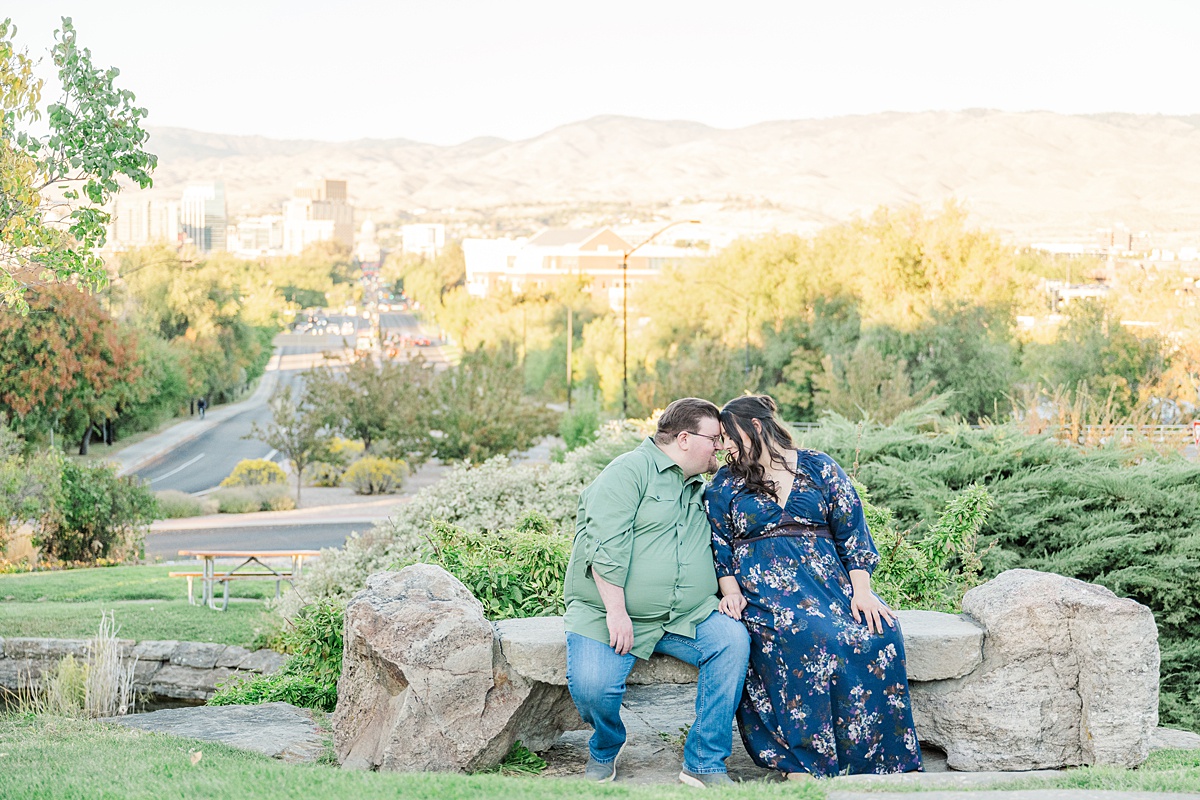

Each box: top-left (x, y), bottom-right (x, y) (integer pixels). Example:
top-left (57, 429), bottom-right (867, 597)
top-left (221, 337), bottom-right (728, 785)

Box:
top-left (736, 522), bottom-right (833, 544)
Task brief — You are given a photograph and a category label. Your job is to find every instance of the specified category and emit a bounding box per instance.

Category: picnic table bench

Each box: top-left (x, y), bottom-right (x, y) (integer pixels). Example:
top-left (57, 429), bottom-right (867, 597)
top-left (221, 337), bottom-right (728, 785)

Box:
top-left (172, 549), bottom-right (321, 610)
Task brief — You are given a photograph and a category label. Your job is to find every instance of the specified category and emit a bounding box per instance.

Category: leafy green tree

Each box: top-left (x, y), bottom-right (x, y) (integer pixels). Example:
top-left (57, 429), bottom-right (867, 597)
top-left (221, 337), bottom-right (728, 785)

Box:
top-left (249, 386), bottom-right (329, 506)
top-left (1023, 300), bottom-right (1166, 414)
top-left (813, 344), bottom-right (934, 423)
top-left (428, 347), bottom-right (557, 462)
top-left (37, 458), bottom-right (156, 563)
top-left (1, 17), bottom-right (155, 311)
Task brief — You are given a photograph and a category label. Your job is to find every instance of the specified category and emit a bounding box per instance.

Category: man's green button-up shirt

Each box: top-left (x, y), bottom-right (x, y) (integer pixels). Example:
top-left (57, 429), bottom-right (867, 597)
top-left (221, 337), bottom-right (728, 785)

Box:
top-left (563, 437), bottom-right (720, 660)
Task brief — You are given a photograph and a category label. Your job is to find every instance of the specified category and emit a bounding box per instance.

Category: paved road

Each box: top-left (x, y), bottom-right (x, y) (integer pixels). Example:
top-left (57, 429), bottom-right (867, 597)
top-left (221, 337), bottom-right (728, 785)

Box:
top-left (133, 309), bottom-right (448, 495)
top-left (145, 521), bottom-right (367, 560)
top-left (132, 343), bottom-right (333, 493)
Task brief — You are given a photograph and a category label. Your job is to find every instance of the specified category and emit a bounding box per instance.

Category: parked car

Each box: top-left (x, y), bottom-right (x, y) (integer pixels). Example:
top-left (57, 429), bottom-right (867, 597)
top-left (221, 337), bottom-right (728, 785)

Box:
top-left (341, 321), bottom-right (355, 335)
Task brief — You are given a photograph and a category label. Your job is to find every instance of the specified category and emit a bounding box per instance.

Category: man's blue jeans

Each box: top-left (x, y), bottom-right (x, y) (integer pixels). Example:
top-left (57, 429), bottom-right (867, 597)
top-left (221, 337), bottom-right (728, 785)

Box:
top-left (566, 611), bottom-right (750, 775)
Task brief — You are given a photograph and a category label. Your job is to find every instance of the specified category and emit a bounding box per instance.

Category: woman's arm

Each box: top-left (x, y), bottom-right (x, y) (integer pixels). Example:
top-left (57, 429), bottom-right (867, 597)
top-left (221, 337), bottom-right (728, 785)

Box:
top-left (717, 575), bottom-right (747, 620)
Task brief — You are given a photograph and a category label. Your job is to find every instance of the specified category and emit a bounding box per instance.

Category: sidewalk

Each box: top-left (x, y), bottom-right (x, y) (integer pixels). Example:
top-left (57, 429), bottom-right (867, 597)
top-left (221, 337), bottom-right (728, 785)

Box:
top-left (112, 351), bottom-right (283, 477)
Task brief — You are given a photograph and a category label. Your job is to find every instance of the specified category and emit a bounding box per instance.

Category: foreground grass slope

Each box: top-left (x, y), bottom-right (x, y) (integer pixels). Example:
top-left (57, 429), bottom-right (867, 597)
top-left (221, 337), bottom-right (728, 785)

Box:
top-left (0, 566), bottom-right (281, 647)
top-left (0, 715), bottom-right (820, 800)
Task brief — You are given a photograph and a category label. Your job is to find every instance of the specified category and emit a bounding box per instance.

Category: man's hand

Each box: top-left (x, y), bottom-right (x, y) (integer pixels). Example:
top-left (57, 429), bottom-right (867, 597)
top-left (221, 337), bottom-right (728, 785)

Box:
top-left (606, 609), bottom-right (634, 655)
top-left (718, 591), bottom-right (747, 620)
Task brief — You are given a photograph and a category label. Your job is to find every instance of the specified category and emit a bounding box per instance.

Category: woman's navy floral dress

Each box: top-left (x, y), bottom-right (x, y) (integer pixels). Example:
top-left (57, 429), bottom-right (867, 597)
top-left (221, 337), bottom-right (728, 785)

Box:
top-left (703, 450), bottom-right (922, 777)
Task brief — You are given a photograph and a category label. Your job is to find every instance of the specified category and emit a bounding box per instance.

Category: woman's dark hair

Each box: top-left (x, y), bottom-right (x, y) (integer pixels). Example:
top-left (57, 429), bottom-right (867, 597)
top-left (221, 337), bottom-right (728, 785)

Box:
top-left (720, 395), bottom-right (796, 499)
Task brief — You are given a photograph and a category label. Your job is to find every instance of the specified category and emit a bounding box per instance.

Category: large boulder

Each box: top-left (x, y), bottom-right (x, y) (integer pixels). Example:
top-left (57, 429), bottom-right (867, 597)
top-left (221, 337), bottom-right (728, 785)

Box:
top-left (910, 569), bottom-right (1159, 770)
top-left (332, 565), bottom-right (580, 773)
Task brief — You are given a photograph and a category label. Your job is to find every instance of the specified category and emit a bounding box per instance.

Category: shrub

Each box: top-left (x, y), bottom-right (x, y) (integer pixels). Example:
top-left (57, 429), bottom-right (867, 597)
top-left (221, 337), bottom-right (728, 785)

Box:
top-left (343, 456), bottom-right (406, 495)
top-left (213, 485), bottom-right (295, 513)
top-left (408, 511), bottom-right (572, 620)
top-left (220, 459), bottom-right (287, 488)
top-left (799, 407), bottom-right (1200, 732)
top-left (286, 418), bottom-right (649, 613)
top-left (37, 461), bottom-right (156, 563)
top-left (303, 461), bottom-right (343, 487)
top-left (559, 390), bottom-right (603, 451)
top-left (867, 483), bottom-right (992, 613)
top-left (210, 599), bottom-right (343, 712)
top-left (153, 490), bottom-right (218, 518)
top-left (324, 437), bottom-right (364, 466)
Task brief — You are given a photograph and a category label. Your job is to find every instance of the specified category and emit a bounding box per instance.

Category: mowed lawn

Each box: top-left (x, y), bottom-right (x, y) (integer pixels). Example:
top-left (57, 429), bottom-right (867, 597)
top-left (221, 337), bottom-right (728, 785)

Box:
top-left (0, 566), bottom-right (283, 647)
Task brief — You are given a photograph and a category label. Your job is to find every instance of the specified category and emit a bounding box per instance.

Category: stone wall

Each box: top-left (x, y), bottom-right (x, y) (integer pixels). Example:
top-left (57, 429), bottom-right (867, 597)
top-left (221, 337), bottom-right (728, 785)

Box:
top-left (332, 566), bottom-right (1161, 774)
top-left (0, 637), bottom-right (287, 703)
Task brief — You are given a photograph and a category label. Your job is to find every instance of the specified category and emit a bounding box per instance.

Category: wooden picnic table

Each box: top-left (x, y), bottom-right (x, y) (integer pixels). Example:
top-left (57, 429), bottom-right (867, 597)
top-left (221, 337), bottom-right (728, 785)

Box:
top-left (174, 549), bottom-right (321, 611)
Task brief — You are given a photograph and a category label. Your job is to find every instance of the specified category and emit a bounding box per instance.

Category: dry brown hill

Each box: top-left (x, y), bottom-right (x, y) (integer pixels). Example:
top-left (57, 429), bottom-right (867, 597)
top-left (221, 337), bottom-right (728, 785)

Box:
top-left (143, 111), bottom-right (1200, 239)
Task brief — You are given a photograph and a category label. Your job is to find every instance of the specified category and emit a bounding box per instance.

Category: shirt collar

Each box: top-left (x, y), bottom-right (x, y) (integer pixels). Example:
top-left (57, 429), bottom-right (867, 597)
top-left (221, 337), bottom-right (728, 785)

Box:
top-left (640, 436), bottom-right (680, 474)
top-left (639, 437), bottom-right (705, 487)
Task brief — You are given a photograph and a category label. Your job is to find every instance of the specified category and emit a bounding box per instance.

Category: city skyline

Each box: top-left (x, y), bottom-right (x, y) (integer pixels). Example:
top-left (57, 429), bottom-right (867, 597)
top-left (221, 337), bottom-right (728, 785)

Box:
top-left (7, 0), bottom-right (1200, 145)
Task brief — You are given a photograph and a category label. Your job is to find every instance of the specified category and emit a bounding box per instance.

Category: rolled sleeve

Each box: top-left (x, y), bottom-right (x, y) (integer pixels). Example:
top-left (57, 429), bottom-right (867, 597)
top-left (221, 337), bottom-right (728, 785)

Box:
top-left (579, 460), bottom-right (641, 588)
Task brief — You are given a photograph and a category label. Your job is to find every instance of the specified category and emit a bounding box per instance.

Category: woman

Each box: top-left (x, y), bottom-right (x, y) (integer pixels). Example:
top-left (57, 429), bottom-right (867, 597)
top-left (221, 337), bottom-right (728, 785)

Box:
top-left (703, 395), bottom-right (922, 779)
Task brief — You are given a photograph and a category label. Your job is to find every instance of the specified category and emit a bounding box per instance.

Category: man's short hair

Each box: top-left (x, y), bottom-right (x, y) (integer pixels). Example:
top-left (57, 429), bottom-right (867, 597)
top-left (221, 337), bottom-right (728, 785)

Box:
top-left (654, 397), bottom-right (720, 445)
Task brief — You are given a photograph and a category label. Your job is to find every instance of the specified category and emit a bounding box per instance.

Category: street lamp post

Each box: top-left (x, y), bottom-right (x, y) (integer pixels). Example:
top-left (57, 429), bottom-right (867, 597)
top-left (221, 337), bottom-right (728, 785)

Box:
top-left (621, 220), bottom-right (701, 418)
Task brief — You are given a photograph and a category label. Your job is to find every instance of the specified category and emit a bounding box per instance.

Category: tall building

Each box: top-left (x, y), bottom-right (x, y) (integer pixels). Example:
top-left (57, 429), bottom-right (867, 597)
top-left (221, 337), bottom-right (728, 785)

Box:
top-left (283, 178), bottom-right (354, 254)
top-left (180, 182), bottom-right (228, 253)
top-left (108, 197), bottom-right (179, 249)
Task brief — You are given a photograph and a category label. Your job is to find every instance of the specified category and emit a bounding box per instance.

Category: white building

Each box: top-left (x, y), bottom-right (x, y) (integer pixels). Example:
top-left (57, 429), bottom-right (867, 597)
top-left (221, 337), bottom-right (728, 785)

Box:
top-left (283, 178), bottom-right (354, 255)
top-left (232, 215), bottom-right (285, 257)
top-left (108, 198), bottom-right (180, 249)
top-left (463, 227), bottom-right (706, 311)
top-left (400, 223), bottom-right (445, 258)
top-left (180, 182), bottom-right (228, 253)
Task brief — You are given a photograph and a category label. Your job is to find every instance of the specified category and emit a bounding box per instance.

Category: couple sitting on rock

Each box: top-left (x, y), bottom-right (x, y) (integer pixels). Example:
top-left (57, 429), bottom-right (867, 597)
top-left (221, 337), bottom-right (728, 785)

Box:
top-left (563, 396), bottom-right (924, 786)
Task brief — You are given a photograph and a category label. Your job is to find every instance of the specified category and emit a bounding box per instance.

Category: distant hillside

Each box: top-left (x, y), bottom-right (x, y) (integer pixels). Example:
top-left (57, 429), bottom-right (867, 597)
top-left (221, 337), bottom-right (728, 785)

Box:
top-left (141, 111), bottom-right (1200, 238)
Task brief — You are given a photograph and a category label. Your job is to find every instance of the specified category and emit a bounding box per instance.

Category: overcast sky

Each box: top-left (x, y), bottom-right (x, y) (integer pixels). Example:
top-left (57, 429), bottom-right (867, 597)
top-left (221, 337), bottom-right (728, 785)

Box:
top-left (7, 1), bottom-right (1199, 145)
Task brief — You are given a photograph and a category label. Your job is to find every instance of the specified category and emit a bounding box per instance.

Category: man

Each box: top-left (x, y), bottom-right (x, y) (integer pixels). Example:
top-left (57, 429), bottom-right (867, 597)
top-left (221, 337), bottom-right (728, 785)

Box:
top-left (563, 397), bottom-right (750, 788)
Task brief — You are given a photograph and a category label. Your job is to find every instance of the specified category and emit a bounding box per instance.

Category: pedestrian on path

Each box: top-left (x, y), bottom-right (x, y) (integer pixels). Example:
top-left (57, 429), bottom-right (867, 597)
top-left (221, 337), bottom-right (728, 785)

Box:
top-left (198, 397), bottom-right (207, 420)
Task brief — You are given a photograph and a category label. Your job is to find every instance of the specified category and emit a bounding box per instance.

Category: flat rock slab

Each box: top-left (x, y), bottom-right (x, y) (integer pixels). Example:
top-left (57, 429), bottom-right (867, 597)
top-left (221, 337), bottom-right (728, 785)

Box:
top-left (1152, 727), bottom-right (1200, 751)
top-left (103, 702), bottom-right (326, 764)
top-left (541, 684), bottom-right (949, 784)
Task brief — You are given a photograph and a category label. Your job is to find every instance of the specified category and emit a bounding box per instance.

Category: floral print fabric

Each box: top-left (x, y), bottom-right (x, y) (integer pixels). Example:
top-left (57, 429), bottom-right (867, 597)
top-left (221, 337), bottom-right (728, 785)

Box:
top-left (703, 449), bottom-right (922, 777)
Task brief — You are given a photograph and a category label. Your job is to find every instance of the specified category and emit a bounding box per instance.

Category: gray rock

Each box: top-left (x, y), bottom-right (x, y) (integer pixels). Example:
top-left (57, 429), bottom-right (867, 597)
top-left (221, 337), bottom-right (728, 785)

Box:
top-left (149, 664), bottom-right (236, 700)
top-left (1151, 726), bottom-right (1200, 751)
top-left (132, 660), bottom-right (161, 685)
top-left (104, 701), bottom-right (326, 763)
top-left (170, 642), bottom-right (228, 669)
top-left (4, 637), bottom-right (88, 659)
top-left (494, 617), bottom-right (697, 686)
top-left (911, 569), bottom-right (1159, 771)
top-left (0, 657), bottom-right (39, 688)
top-left (237, 649), bottom-right (287, 674)
top-left (898, 610), bottom-right (983, 681)
top-left (131, 640), bottom-right (179, 661)
top-left (333, 565), bottom-right (579, 773)
top-left (216, 646), bottom-right (252, 669)
top-left (495, 610), bottom-right (981, 688)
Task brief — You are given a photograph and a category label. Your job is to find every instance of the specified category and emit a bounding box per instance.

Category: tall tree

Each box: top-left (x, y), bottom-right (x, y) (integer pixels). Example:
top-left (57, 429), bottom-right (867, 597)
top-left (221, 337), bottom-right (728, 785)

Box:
top-left (249, 386), bottom-right (328, 506)
top-left (1, 17), bottom-right (156, 311)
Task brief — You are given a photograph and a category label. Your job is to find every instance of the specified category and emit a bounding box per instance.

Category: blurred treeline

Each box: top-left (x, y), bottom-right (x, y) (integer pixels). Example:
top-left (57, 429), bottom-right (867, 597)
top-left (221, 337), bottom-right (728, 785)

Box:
top-left (0, 242), bottom-right (356, 454)
top-left (389, 203), bottom-right (1198, 424)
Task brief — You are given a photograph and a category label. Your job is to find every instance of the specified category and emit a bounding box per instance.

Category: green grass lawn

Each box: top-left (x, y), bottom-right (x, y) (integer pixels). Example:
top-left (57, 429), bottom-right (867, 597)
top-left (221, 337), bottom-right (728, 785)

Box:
top-left (0, 714), bottom-right (826, 800)
top-left (0, 566), bottom-right (283, 647)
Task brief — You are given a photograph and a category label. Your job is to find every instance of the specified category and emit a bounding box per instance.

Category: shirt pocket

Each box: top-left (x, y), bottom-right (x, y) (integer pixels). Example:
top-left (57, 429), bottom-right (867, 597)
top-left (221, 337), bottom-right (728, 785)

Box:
top-left (635, 491), bottom-right (677, 528)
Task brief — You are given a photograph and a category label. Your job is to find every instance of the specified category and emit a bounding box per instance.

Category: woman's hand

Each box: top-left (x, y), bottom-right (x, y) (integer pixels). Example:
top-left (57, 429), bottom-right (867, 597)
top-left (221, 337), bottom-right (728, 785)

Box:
top-left (850, 591), bottom-right (897, 635)
top-left (717, 576), bottom-right (748, 620)
top-left (847, 568), bottom-right (896, 634)
top-left (719, 591), bottom-right (747, 620)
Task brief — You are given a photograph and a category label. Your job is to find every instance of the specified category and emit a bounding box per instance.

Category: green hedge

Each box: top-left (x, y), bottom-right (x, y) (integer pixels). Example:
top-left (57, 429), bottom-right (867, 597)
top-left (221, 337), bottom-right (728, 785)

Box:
top-left (800, 411), bottom-right (1200, 732)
